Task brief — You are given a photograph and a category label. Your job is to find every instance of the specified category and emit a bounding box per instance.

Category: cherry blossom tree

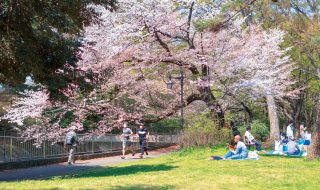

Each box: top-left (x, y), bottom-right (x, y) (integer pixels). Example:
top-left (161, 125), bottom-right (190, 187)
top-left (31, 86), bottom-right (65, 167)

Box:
top-left (0, 89), bottom-right (49, 126)
top-left (75, 0), bottom-right (294, 125)
top-left (1, 0), bottom-right (296, 142)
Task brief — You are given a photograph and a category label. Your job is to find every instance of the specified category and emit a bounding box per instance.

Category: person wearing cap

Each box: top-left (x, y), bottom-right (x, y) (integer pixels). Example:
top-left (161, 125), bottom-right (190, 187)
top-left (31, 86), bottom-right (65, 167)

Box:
top-left (64, 125), bottom-right (79, 165)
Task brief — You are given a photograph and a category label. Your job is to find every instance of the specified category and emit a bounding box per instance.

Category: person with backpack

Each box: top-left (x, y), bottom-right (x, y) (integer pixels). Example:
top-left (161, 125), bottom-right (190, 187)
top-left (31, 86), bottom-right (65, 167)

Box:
top-left (136, 124), bottom-right (149, 159)
top-left (120, 122), bottom-right (135, 159)
top-left (64, 126), bottom-right (78, 165)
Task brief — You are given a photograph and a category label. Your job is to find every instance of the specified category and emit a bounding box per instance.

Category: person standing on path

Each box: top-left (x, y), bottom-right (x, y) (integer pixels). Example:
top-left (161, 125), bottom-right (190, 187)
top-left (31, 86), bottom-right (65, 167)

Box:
top-left (136, 124), bottom-right (149, 159)
top-left (64, 126), bottom-right (79, 165)
top-left (120, 122), bottom-right (135, 159)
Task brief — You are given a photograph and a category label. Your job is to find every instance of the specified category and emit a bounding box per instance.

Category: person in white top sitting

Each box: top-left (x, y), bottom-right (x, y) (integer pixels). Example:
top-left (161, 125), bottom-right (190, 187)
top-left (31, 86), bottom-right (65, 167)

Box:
top-left (244, 126), bottom-right (262, 151)
top-left (299, 123), bottom-right (307, 140)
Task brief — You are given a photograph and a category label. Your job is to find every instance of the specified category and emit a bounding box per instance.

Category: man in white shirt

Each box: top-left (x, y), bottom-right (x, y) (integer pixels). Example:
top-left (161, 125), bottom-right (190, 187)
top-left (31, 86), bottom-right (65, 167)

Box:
top-left (244, 126), bottom-right (262, 151)
top-left (120, 122), bottom-right (135, 159)
top-left (286, 122), bottom-right (294, 140)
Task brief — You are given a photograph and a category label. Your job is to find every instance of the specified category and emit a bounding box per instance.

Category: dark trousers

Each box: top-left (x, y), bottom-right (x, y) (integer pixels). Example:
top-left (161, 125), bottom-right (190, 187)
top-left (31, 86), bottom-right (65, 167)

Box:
top-left (253, 140), bottom-right (262, 151)
top-left (139, 139), bottom-right (148, 155)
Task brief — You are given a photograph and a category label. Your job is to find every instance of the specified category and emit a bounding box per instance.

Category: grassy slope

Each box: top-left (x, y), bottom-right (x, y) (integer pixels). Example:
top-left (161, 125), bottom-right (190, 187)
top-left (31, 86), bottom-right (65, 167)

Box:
top-left (1, 146), bottom-right (319, 190)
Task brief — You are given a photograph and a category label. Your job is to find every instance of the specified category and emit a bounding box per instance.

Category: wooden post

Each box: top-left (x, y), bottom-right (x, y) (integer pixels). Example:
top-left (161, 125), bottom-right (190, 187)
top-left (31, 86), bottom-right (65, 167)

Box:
top-left (92, 139), bottom-right (94, 154)
top-left (43, 141), bottom-right (46, 158)
top-left (10, 137), bottom-right (13, 161)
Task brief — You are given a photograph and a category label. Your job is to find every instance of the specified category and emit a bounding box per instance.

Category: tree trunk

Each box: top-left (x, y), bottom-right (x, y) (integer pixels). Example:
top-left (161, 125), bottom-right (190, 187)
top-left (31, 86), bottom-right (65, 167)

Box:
top-left (266, 95), bottom-right (280, 140)
top-left (198, 86), bottom-right (225, 127)
top-left (241, 102), bottom-right (253, 123)
top-left (308, 106), bottom-right (320, 159)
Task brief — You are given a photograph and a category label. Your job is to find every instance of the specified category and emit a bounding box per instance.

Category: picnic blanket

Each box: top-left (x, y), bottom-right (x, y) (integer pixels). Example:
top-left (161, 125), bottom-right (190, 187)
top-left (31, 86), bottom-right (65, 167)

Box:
top-left (211, 151), bottom-right (260, 160)
top-left (260, 151), bottom-right (305, 158)
top-left (210, 156), bottom-right (260, 160)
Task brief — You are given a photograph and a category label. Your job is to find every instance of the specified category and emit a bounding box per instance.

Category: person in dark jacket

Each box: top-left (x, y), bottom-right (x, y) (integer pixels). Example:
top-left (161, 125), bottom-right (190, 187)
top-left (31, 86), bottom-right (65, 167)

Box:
top-left (136, 124), bottom-right (149, 159)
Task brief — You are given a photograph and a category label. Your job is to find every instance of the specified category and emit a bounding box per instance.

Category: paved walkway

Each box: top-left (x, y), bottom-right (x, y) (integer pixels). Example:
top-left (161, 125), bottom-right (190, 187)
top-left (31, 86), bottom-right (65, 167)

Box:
top-left (0, 146), bottom-right (178, 182)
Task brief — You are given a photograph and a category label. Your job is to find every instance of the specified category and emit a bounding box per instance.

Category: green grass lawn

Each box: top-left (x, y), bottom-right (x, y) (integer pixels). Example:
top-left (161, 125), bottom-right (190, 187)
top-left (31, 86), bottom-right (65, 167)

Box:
top-left (1, 146), bottom-right (320, 190)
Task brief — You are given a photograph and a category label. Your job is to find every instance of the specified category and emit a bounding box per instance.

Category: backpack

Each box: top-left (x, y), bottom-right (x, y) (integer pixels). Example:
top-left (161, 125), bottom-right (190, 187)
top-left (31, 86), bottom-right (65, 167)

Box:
top-left (66, 132), bottom-right (75, 145)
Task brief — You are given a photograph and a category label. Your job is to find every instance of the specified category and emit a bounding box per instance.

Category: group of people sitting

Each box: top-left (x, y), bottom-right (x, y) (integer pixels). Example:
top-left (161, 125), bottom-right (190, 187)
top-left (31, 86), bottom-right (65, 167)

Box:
top-left (275, 122), bottom-right (310, 156)
top-left (211, 125), bottom-right (262, 160)
top-left (210, 121), bottom-right (311, 160)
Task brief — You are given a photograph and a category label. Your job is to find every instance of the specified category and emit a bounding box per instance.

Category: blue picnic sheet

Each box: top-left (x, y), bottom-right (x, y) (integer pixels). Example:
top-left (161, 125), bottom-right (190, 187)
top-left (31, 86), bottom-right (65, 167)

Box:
top-left (261, 151), bottom-right (304, 158)
top-left (210, 156), bottom-right (260, 160)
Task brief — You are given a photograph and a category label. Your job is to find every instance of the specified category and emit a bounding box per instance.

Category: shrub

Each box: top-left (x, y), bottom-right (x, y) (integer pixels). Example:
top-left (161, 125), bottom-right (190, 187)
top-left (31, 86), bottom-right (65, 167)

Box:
top-left (179, 113), bottom-right (232, 148)
top-left (59, 111), bottom-right (75, 128)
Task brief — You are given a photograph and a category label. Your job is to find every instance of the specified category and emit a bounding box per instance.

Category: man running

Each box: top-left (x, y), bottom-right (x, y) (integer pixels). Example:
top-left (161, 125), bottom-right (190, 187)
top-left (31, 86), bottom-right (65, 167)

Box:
top-left (120, 122), bottom-right (135, 159)
top-left (136, 124), bottom-right (149, 159)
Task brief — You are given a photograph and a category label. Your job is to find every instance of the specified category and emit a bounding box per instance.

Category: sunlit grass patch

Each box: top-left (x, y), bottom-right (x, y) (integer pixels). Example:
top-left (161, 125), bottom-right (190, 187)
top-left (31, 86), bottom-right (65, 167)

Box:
top-left (1, 146), bottom-right (319, 190)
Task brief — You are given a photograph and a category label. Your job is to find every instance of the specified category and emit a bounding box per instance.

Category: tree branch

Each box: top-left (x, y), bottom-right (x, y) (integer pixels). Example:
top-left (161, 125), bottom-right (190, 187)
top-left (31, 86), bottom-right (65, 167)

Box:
top-left (160, 57), bottom-right (199, 75)
top-left (186, 1), bottom-right (195, 49)
top-left (142, 93), bottom-right (202, 123)
top-left (154, 30), bottom-right (171, 54)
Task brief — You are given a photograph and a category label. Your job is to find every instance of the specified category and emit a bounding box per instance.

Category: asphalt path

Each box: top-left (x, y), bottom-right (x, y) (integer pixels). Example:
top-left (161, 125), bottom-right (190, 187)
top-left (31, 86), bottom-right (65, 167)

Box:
top-left (0, 146), bottom-right (178, 182)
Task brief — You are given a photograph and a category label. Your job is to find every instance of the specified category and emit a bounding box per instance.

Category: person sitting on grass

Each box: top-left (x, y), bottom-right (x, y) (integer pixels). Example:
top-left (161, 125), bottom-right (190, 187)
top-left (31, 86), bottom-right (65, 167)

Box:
top-left (223, 135), bottom-right (248, 160)
top-left (287, 139), bottom-right (301, 156)
top-left (244, 126), bottom-right (262, 151)
top-left (299, 123), bottom-right (307, 140)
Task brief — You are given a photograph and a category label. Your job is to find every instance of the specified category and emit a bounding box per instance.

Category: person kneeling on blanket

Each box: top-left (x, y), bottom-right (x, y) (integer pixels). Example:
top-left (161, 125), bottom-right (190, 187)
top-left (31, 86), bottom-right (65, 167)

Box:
top-left (287, 139), bottom-right (301, 155)
top-left (223, 135), bottom-right (248, 160)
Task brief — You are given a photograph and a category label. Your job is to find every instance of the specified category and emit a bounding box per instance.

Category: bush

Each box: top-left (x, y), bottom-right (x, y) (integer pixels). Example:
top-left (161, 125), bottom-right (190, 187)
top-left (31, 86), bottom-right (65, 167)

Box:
top-left (179, 113), bottom-right (232, 148)
top-left (238, 120), bottom-right (269, 141)
top-left (148, 118), bottom-right (181, 128)
top-left (59, 111), bottom-right (75, 128)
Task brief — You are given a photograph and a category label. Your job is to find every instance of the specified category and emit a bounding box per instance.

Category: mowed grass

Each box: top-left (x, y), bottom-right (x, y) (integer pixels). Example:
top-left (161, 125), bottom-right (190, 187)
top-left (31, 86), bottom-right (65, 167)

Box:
top-left (1, 146), bottom-right (320, 190)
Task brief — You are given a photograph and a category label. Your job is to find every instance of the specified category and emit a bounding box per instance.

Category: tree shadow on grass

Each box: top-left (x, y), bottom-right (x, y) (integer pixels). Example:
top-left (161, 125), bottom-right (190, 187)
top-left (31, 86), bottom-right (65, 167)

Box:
top-left (109, 184), bottom-right (175, 190)
top-left (47, 184), bottom-right (174, 190)
top-left (1, 164), bottom-right (177, 182)
top-left (64, 164), bottom-right (177, 179)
